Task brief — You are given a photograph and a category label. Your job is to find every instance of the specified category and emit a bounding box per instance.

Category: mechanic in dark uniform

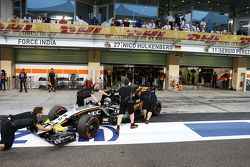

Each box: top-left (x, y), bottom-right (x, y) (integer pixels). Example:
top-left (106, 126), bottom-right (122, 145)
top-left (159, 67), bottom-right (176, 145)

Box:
top-left (140, 88), bottom-right (157, 124)
top-left (48, 68), bottom-right (56, 92)
top-left (0, 107), bottom-right (52, 151)
top-left (115, 78), bottom-right (138, 134)
top-left (76, 83), bottom-right (109, 107)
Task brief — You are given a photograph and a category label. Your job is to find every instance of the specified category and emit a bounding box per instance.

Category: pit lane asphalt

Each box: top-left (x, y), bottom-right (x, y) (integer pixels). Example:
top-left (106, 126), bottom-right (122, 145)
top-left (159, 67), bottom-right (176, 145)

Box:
top-left (1, 89), bottom-right (250, 167)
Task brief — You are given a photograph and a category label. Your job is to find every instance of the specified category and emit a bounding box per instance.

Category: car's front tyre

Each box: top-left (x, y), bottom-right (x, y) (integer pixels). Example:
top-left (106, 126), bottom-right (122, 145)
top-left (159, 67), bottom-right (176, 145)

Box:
top-left (77, 114), bottom-right (100, 139)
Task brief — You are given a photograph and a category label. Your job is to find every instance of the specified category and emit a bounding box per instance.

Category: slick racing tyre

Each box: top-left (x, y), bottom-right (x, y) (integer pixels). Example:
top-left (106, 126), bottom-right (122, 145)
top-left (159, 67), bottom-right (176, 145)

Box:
top-left (152, 101), bottom-right (162, 116)
top-left (77, 114), bottom-right (100, 139)
top-left (48, 105), bottom-right (68, 121)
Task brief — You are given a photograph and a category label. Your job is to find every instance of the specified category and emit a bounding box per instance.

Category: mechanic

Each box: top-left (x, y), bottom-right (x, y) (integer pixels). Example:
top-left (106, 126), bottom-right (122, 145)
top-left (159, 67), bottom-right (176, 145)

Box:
top-left (0, 107), bottom-right (53, 151)
top-left (115, 78), bottom-right (138, 134)
top-left (48, 68), bottom-right (56, 92)
top-left (76, 83), bottom-right (110, 107)
top-left (140, 87), bottom-right (157, 124)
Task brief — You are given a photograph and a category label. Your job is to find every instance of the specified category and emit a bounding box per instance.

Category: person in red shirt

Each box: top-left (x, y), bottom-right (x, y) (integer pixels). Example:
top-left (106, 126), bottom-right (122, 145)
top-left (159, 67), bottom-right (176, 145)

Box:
top-left (59, 16), bottom-right (67, 24)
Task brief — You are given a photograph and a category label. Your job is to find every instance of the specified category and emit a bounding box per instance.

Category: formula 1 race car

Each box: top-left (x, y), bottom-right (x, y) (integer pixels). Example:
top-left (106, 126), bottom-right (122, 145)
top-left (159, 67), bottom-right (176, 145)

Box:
top-left (36, 86), bottom-right (161, 145)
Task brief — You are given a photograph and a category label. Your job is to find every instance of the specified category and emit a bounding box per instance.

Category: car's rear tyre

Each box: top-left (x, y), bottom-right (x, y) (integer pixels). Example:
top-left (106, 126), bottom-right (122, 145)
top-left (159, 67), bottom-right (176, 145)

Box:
top-left (77, 114), bottom-right (100, 139)
top-left (48, 105), bottom-right (68, 121)
top-left (152, 101), bottom-right (161, 116)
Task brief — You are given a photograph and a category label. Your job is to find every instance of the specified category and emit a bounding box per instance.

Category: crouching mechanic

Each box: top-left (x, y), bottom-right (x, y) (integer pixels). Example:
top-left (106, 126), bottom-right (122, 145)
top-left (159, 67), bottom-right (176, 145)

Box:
top-left (76, 83), bottom-right (110, 107)
top-left (140, 88), bottom-right (157, 124)
top-left (0, 107), bottom-right (53, 151)
top-left (115, 78), bottom-right (138, 134)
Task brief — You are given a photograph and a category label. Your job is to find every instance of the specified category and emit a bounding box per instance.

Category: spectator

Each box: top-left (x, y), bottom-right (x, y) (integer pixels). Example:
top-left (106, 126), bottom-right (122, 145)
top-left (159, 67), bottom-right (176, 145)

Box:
top-left (237, 27), bottom-right (248, 36)
top-left (162, 22), bottom-right (171, 30)
top-left (135, 20), bottom-right (142, 28)
top-left (141, 20), bottom-right (148, 28)
top-left (10, 15), bottom-right (19, 22)
top-left (91, 16), bottom-right (99, 25)
top-left (173, 22), bottom-right (179, 31)
top-left (36, 15), bottom-right (43, 23)
top-left (148, 19), bottom-right (156, 29)
top-left (206, 19), bottom-right (214, 33)
top-left (111, 18), bottom-right (121, 27)
top-left (23, 14), bottom-right (32, 23)
top-left (181, 19), bottom-right (190, 31)
top-left (122, 18), bottom-right (130, 27)
top-left (0, 70), bottom-right (7, 91)
top-left (191, 22), bottom-right (200, 32)
top-left (19, 68), bottom-right (27, 93)
top-left (42, 13), bottom-right (51, 23)
top-left (175, 16), bottom-right (181, 30)
top-left (200, 19), bottom-right (206, 32)
top-left (75, 16), bottom-right (88, 25)
top-left (58, 16), bottom-right (67, 24)
top-left (166, 13), bottom-right (174, 30)
top-left (155, 17), bottom-right (161, 29)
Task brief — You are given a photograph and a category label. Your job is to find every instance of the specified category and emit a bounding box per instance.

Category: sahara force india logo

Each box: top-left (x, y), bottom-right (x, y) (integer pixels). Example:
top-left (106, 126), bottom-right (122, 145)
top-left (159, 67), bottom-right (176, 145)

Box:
top-left (14, 126), bottom-right (119, 144)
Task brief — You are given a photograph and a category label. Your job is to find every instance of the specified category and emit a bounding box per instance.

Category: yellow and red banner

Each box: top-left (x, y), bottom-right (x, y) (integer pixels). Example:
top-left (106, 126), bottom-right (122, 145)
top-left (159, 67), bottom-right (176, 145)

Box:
top-left (0, 21), bottom-right (250, 44)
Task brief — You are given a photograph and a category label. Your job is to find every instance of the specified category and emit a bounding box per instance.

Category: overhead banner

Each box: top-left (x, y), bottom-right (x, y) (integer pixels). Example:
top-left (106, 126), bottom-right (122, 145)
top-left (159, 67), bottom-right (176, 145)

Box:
top-left (0, 36), bottom-right (175, 52)
top-left (1, 36), bottom-right (250, 55)
top-left (0, 21), bottom-right (250, 45)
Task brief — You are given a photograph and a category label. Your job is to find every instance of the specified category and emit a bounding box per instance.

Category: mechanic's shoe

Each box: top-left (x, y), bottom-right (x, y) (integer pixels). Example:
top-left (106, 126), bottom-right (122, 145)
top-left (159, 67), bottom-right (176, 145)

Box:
top-left (130, 123), bottom-right (138, 129)
top-left (144, 120), bottom-right (149, 124)
top-left (115, 127), bottom-right (120, 134)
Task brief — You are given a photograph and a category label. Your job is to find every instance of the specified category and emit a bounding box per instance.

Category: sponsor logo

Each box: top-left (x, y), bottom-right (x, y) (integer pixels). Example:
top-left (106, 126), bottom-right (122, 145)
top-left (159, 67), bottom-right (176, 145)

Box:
top-left (240, 37), bottom-right (250, 44)
top-left (187, 34), bottom-right (220, 42)
top-left (104, 41), bottom-right (111, 48)
top-left (60, 25), bottom-right (102, 34)
top-left (0, 23), bottom-right (33, 32)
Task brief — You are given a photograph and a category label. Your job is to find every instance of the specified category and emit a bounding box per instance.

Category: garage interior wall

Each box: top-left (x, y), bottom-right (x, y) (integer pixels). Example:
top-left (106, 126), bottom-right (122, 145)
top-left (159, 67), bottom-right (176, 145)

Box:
top-left (247, 58), bottom-right (250, 68)
top-left (100, 51), bottom-right (167, 65)
top-left (14, 48), bottom-right (88, 63)
top-left (180, 55), bottom-right (233, 67)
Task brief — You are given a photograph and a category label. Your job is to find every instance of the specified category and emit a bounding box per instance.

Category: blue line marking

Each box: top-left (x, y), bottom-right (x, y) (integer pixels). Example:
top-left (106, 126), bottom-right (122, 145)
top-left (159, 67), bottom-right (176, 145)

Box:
top-left (185, 122), bottom-right (250, 137)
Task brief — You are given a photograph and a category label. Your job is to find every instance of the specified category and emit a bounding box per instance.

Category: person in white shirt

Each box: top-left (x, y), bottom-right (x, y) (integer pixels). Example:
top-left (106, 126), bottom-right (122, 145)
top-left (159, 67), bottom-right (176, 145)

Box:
top-left (162, 22), bottom-right (171, 30)
top-left (148, 19), bottom-right (156, 29)
top-left (181, 20), bottom-right (190, 31)
top-left (166, 14), bottom-right (174, 30)
top-left (141, 20), bottom-right (148, 28)
top-left (200, 19), bottom-right (206, 32)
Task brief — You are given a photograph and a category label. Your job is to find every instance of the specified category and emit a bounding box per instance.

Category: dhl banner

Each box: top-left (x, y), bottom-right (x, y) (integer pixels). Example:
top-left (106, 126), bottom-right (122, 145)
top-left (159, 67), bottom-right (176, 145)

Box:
top-left (0, 21), bottom-right (250, 45)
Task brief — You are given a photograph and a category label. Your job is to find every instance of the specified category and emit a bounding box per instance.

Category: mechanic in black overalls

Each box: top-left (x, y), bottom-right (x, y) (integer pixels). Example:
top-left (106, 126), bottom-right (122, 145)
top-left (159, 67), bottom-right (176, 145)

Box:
top-left (48, 68), bottom-right (56, 92)
top-left (140, 88), bottom-right (157, 124)
top-left (0, 107), bottom-right (52, 151)
top-left (115, 78), bottom-right (138, 134)
top-left (76, 83), bottom-right (109, 107)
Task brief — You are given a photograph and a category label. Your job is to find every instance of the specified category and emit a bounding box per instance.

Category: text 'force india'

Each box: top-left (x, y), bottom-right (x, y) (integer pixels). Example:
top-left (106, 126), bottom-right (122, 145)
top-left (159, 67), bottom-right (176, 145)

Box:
top-left (37, 87), bottom-right (162, 145)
